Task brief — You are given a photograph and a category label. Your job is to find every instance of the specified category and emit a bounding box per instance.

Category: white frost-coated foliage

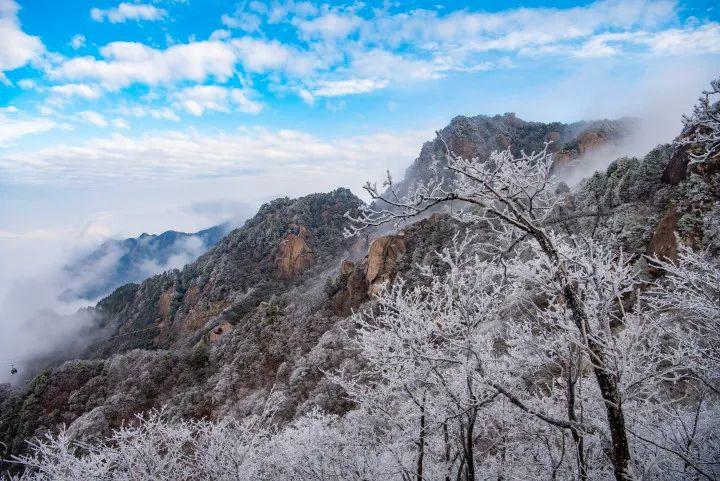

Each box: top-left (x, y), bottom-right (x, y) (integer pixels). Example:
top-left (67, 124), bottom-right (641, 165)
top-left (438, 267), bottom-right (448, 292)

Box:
top-left (675, 76), bottom-right (720, 166)
top-left (341, 96), bottom-right (720, 480)
top-left (331, 234), bottom-right (719, 480)
top-left (9, 410), bottom-right (199, 481)
top-left (648, 245), bottom-right (720, 392)
top-left (348, 125), bottom-right (645, 481)
top-left (7, 409), bottom-right (399, 481)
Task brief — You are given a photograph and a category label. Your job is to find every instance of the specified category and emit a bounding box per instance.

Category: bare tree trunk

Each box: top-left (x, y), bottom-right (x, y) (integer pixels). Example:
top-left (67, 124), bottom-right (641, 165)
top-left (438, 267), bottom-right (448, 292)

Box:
top-left (536, 229), bottom-right (633, 481)
top-left (566, 357), bottom-right (588, 481)
top-left (444, 422), bottom-right (452, 481)
top-left (416, 394), bottom-right (426, 481)
top-left (590, 359), bottom-right (632, 481)
top-left (465, 410), bottom-right (476, 481)
top-left (456, 456), bottom-right (466, 481)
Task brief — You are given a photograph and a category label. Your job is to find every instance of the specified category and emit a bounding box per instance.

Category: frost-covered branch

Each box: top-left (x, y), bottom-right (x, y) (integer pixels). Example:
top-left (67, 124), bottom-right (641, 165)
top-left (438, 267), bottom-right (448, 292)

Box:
top-left (345, 134), bottom-right (560, 239)
top-left (675, 76), bottom-right (720, 166)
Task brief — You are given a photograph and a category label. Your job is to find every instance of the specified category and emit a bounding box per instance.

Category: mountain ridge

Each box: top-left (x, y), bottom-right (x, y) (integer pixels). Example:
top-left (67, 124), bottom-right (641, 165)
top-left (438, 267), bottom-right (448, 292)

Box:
top-left (61, 223), bottom-right (231, 301)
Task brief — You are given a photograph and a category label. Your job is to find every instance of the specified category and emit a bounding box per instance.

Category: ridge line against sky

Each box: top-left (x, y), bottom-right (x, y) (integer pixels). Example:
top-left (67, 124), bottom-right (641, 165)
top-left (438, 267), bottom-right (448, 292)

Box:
top-left (0, 0), bottom-right (719, 242)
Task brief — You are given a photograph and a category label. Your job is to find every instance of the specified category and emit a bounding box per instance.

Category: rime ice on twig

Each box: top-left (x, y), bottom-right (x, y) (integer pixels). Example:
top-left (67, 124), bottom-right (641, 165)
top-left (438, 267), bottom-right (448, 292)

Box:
top-left (675, 77), bottom-right (720, 166)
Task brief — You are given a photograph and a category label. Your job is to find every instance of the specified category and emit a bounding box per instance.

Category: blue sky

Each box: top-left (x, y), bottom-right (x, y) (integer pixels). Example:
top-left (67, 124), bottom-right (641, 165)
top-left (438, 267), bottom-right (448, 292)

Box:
top-left (0, 0), bottom-right (719, 251)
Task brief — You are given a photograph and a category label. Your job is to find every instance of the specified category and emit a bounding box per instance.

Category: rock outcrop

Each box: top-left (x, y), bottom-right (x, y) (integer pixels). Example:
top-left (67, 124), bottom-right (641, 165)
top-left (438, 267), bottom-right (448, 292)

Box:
top-left (662, 145), bottom-right (692, 185)
top-left (647, 206), bottom-right (680, 262)
top-left (327, 260), bottom-right (369, 316)
top-left (391, 113), bottom-right (632, 201)
top-left (365, 235), bottom-right (406, 292)
top-left (577, 131), bottom-right (605, 156)
top-left (276, 225), bottom-right (315, 279)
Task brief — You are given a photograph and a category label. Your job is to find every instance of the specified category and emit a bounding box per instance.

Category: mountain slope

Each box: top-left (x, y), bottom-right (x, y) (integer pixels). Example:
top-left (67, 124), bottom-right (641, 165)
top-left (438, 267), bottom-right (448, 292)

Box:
top-left (84, 188), bottom-right (363, 358)
top-left (62, 224), bottom-right (231, 301)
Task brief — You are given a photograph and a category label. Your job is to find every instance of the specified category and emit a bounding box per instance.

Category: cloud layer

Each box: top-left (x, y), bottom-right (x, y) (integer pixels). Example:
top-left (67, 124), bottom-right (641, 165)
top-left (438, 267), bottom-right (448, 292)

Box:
top-left (0, 126), bottom-right (430, 186)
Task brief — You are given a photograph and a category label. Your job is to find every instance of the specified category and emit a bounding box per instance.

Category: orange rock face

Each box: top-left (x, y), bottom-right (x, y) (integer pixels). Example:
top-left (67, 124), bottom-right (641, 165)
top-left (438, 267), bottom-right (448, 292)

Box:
top-left (276, 225), bottom-right (315, 279)
top-left (183, 300), bottom-right (231, 332)
top-left (207, 320), bottom-right (233, 343)
top-left (647, 206), bottom-right (680, 262)
top-left (158, 288), bottom-right (174, 328)
top-left (449, 136), bottom-right (479, 159)
top-left (365, 235), bottom-right (406, 291)
top-left (551, 151), bottom-right (573, 171)
top-left (578, 132), bottom-right (605, 156)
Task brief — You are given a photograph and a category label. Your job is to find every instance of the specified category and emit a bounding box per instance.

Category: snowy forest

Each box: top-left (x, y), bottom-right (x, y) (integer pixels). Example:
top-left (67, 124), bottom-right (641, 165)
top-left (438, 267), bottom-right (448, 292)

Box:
top-left (2, 76), bottom-right (718, 481)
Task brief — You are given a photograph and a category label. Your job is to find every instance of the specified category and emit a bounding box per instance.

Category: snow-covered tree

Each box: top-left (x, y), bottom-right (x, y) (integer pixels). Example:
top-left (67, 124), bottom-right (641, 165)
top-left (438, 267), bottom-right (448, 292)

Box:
top-left (675, 76), bottom-right (720, 166)
top-left (347, 138), bottom-right (639, 480)
top-left (647, 245), bottom-right (720, 393)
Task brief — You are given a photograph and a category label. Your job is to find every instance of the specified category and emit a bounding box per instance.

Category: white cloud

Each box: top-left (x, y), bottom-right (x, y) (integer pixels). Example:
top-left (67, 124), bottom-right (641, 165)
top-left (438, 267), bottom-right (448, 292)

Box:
top-left (116, 104), bottom-right (180, 121)
top-left (573, 34), bottom-right (628, 58)
top-left (52, 40), bottom-right (237, 90)
top-left (50, 83), bottom-right (102, 99)
top-left (116, 105), bottom-right (180, 122)
top-left (210, 0), bottom-right (716, 101)
top-left (642, 24), bottom-right (720, 55)
top-left (0, 127), bottom-right (430, 189)
top-left (78, 110), bottom-right (109, 127)
top-left (265, 0), bottom-right (318, 24)
top-left (0, 109), bottom-right (58, 145)
top-left (221, 10), bottom-right (262, 32)
top-left (111, 117), bottom-right (129, 129)
top-left (296, 11), bottom-right (361, 40)
top-left (349, 49), bottom-right (448, 81)
top-left (172, 85), bottom-right (263, 115)
top-left (357, 0), bottom-right (677, 54)
top-left (313, 78), bottom-right (388, 97)
top-left (43, 0), bottom-right (707, 106)
top-left (229, 89), bottom-right (264, 114)
top-left (230, 37), bottom-right (317, 75)
top-left (90, 2), bottom-right (167, 23)
top-left (70, 34), bottom-right (86, 50)
top-left (209, 29), bottom-right (231, 41)
top-left (17, 78), bottom-right (36, 89)
top-left (570, 23), bottom-right (720, 58)
top-left (0, 0), bottom-right (44, 82)
top-left (298, 89), bottom-right (314, 105)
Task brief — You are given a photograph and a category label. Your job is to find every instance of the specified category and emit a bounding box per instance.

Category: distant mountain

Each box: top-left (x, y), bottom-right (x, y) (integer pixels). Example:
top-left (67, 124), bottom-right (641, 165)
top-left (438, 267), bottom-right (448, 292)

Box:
top-left (61, 223), bottom-right (231, 301)
top-left (391, 113), bottom-right (635, 199)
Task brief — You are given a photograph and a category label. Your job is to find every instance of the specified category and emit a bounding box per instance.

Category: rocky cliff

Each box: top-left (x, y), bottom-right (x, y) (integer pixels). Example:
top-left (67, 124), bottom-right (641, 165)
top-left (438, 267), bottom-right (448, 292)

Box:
top-left (393, 113), bottom-right (633, 200)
